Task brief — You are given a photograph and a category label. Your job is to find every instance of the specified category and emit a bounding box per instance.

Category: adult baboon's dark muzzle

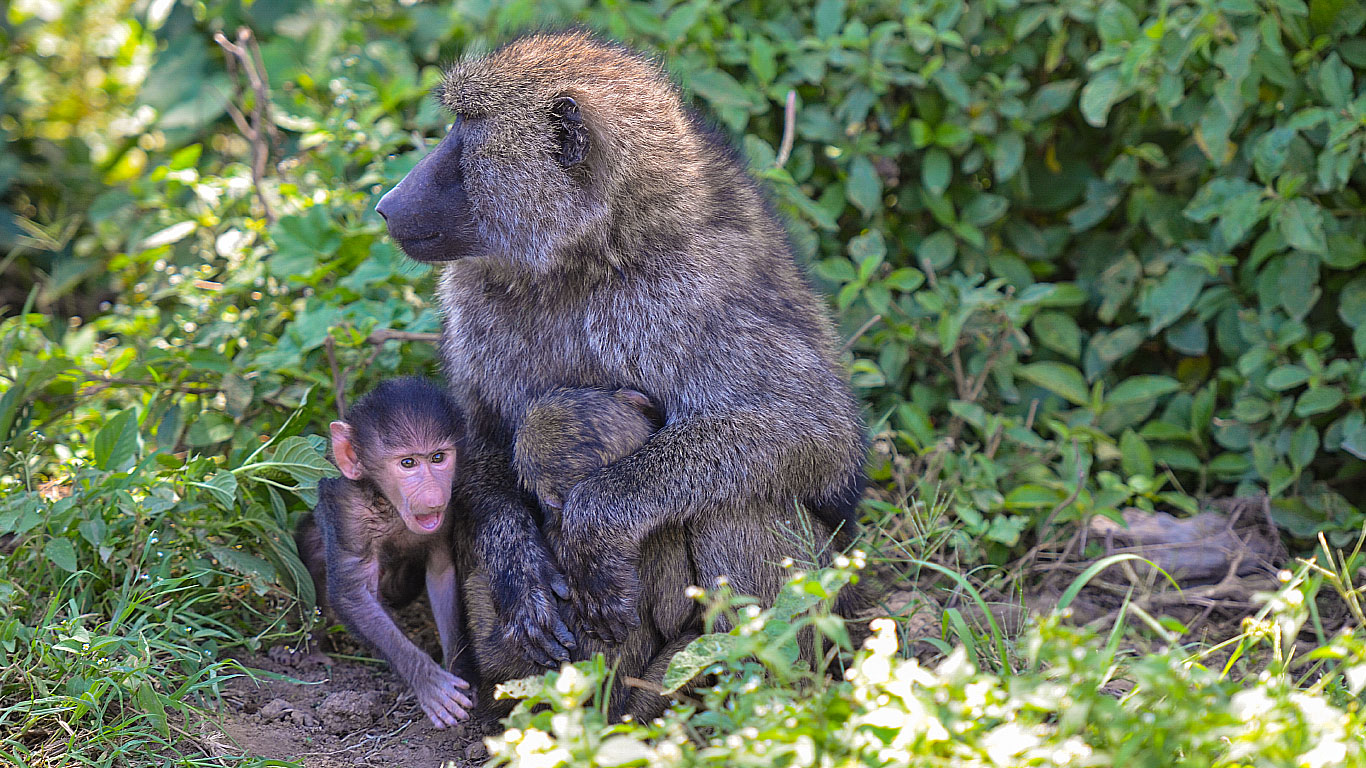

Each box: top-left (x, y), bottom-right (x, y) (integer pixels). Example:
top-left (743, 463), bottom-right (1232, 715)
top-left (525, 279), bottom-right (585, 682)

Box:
top-left (377, 120), bottom-right (480, 263)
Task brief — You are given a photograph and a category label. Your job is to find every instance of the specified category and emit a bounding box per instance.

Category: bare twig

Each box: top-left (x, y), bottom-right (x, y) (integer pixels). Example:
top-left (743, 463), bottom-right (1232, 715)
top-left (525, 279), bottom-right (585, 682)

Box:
top-left (839, 314), bottom-right (882, 355)
top-left (622, 676), bottom-right (703, 708)
top-left (323, 336), bottom-right (346, 419)
top-left (775, 90), bottom-right (797, 168)
top-left (81, 377), bottom-right (217, 394)
top-left (214, 27), bottom-right (277, 223)
top-left (366, 329), bottom-right (441, 344)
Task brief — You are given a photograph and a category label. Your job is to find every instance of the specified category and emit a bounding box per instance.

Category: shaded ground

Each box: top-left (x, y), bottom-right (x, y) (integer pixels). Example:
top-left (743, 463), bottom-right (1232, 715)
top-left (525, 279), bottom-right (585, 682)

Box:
top-left (196, 604), bottom-right (494, 768)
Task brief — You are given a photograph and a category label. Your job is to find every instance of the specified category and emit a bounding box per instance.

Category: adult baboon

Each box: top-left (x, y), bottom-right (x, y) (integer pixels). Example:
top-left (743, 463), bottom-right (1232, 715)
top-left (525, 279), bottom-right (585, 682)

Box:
top-left (375, 31), bottom-right (868, 670)
top-left (463, 386), bottom-right (698, 720)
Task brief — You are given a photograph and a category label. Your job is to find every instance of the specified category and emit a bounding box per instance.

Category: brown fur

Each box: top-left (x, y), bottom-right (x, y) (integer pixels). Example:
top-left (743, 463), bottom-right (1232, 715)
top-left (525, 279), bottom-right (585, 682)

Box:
top-left (382, 30), bottom-right (870, 701)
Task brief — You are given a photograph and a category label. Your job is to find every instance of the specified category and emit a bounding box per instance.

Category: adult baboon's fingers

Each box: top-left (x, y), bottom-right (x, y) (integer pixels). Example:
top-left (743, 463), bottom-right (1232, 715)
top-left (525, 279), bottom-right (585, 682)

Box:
top-left (552, 616), bottom-right (577, 651)
top-left (549, 571), bottom-right (571, 600)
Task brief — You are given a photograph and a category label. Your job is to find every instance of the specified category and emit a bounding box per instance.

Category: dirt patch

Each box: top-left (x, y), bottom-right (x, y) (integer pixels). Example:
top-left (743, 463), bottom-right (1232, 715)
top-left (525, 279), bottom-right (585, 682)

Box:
top-left (196, 605), bottom-right (497, 767)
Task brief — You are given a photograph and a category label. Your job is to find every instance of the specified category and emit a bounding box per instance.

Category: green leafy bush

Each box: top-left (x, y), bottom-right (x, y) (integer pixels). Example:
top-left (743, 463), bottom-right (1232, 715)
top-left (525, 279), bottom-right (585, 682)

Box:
top-left (487, 567), bottom-right (1366, 768)
top-left (6, 0), bottom-right (1366, 762)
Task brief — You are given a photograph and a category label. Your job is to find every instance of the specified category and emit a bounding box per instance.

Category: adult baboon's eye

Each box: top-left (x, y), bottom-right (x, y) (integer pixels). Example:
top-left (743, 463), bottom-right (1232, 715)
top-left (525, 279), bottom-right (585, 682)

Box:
top-left (401, 457), bottom-right (417, 469)
top-left (431, 452), bottom-right (446, 464)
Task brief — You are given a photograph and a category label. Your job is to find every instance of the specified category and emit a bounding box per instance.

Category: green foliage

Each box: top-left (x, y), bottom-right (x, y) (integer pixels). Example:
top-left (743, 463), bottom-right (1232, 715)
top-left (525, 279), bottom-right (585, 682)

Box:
top-left (6, 0), bottom-right (1366, 762)
top-left (488, 566), bottom-right (1366, 768)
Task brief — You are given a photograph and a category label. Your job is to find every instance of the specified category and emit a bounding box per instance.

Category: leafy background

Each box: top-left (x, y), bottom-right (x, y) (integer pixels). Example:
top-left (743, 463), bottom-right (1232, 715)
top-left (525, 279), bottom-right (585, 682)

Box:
top-left (4, 0), bottom-right (1366, 763)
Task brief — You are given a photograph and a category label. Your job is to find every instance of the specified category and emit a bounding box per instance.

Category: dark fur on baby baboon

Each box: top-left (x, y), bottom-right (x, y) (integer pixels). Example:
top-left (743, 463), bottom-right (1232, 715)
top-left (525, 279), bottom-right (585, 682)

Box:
top-left (294, 377), bottom-right (476, 729)
top-left (462, 386), bottom-right (698, 720)
top-left (376, 31), bottom-right (870, 673)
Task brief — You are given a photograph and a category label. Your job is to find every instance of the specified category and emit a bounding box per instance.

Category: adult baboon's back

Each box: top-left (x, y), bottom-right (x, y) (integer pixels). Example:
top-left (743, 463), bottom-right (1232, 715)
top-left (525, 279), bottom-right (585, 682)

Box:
top-left (376, 31), bottom-right (868, 668)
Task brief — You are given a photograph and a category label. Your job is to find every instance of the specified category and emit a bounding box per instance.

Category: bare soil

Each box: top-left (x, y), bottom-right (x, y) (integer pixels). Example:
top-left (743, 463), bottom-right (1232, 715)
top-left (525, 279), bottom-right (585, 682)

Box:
top-left (197, 604), bottom-right (496, 768)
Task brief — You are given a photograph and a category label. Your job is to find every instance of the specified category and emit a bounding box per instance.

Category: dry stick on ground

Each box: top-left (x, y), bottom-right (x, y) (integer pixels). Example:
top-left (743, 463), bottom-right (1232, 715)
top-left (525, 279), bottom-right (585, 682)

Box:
top-left (774, 90), bottom-right (797, 168)
top-left (214, 27), bottom-right (277, 224)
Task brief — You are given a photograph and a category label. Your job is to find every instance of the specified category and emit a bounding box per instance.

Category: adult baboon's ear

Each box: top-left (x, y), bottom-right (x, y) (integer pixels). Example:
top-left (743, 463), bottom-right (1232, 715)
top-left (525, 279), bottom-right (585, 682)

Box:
top-left (551, 95), bottom-right (589, 168)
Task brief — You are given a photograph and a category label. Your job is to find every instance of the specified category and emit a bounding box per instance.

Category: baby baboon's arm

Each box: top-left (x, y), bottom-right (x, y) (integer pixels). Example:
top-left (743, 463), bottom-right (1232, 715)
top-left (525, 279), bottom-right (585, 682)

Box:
top-left (326, 549), bottom-right (473, 728)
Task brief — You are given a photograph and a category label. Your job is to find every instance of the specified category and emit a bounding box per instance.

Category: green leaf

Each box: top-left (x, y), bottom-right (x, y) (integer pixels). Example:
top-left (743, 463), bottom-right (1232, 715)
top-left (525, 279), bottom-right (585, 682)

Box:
top-left (1325, 234), bottom-right (1366, 269)
top-left (963, 194), bottom-right (1008, 227)
top-left (1318, 53), bottom-right (1354, 107)
top-left (846, 156), bottom-right (882, 217)
top-left (1339, 277), bottom-right (1366, 327)
top-left (1003, 484), bottom-right (1065, 509)
top-left (1279, 198), bottom-right (1327, 255)
top-left (993, 132), bottom-right (1025, 182)
top-left (1120, 430), bottom-right (1155, 478)
top-left (1291, 422), bottom-right (1319, 468)
top-left (1140, 264), bottom-right (1205, 334)
top-left (1265, 364), bottom-right (1311, 390)
top-left (1278, 252), bottom-right (1320, 320)
top-left (199, 470), bottom-right (238, 510)
top-left (1079, 67), bottom-right (1124, 127)
top-left (1032, 311), bottom-right (1082, 358)
top-left (921, 149), bottom-right (951, 196)
top-left (814, 0), bottom-right (846, 38)
top-left (918, 231), bottom-right (957, 270)
top-left (1028, 80), bottom-right (1080, 120)
top-left (688, 70), bottom-right (759, 111)
top-left (1296, 386), bottom-right (1344, 416)
top-left (45, 538), bottom-right (78, 573)
top-left (1107, 376), bottom-right (1181, 406)
top-left (663, 633), bottom-right (742, 692)
top-left (1017, 362), bottom-right (1090, 406)
top-left (93, 408), bottom-right (139, 471)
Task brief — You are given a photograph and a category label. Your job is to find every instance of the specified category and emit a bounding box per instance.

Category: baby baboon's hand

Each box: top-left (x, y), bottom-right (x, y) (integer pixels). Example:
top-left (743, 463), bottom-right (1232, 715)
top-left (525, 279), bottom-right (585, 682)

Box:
top-left (415, 667), bottom-right (474, 729)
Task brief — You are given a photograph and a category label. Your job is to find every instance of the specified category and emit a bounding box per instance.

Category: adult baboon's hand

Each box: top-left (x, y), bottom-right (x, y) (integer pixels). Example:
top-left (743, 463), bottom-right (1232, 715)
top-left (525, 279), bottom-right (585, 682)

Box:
top-left (558, 483), bottom-right (643, 644)
top-left (492, 558), bottom-right (576, 668)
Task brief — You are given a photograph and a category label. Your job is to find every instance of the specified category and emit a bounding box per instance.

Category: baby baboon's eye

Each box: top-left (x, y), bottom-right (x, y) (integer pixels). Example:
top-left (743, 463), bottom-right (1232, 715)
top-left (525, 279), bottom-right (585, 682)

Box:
top-left (401, 457), bottom-right (417, 469)
top-left (431, 452), bottom-right (446, 464)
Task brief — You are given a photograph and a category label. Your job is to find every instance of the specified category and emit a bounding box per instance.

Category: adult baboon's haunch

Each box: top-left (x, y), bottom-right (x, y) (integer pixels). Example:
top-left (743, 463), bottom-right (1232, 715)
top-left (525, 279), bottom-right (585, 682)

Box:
top-left (376, 31), bottom-right (868, 670)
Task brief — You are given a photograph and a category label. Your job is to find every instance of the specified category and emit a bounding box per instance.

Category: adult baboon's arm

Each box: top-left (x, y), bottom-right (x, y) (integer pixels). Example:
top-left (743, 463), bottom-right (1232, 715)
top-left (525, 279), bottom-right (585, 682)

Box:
top-left (460, 429), bottom-right (577, 667)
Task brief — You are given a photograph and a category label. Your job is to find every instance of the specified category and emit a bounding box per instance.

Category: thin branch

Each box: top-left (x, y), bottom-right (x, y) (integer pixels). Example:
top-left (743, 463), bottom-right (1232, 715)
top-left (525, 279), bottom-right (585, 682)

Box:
top-left (775, 90), bottom-right (797, 168)
top-left (81, 377), bottom-right (218, 394)
top-left (323, 336), bottom-right (347, 419)
top-left (839, 314), bottom-right (882, 355)
top-left (366, 329), bottom-right (441, 344)
top-left (213, 27), bottom-right (277, 224)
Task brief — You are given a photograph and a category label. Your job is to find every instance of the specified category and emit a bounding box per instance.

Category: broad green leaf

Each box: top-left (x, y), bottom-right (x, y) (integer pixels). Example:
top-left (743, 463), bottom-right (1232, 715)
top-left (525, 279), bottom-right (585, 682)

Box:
top-left (1079, 67), bottom-right (1123, 127)
top-left (1140, 264), bottom-right (1205, 333)
top-left (918, 231), bottom-right (957, 270)
top-left (1291, 422), bottom-right (1319, 468)
top-left (1318, 53), bottom-right (1354, 107)
top-left (1339, 277), bottom-right (1366, 327)
top-left (964, 194), bottom-right (1008, 227)
top-left (1032, 311), bottom-right (1082, 358)
top-left (45, 538), bottom-right (78, 573)
top-left (1028, 80), bottom-right (1079, 120)
top-left (663, 633), bottom-right (742, 692)
top-left (1120, 430), bottom-right (1155, 478)
top-left (1107, 376), bottom-right (1181, 406)
top-left (922, 148), bottom-right (951, 196)
top-left (1017, 362), bottom-right (1090, 406)
top-left (1325, 234), bottom-right (1366, 269)
top-left (93, 408), bottom-right (139, 471)
top-left (1265, 365), bottom-right (1310, 390)
top-left (846, 156), bottom-right (882, 217)
top-left (1296, 386), bottom-right (1344, 416)
top-left (993, 132), bottom-right (1025, 182)
top-left (1279, 198), bottom-right (1327, 255)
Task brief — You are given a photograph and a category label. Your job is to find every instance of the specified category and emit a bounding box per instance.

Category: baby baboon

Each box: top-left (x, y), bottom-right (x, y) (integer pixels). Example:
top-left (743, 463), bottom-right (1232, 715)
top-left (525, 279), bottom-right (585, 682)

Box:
top-left (376, 31), bottom-right (869, 668)
top-left (294, 377), bottom-right (475, 729)
top-left (465, 386), bottom-right (698, 720)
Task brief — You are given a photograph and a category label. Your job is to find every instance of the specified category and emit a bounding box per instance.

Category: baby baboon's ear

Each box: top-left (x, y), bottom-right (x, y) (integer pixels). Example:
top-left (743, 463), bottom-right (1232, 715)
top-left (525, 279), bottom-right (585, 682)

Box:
top-left (551, 95), bottom-right (589, 168)
top-left (615, 388), bottom-right (663, 425)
